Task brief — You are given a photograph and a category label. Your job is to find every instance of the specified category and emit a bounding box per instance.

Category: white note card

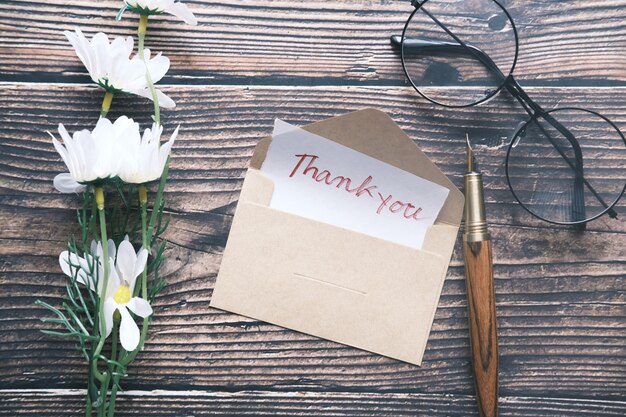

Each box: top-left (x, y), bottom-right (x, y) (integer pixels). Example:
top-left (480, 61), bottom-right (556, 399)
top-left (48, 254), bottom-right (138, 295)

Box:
top-left (259, 120), bottom-right (450, 249)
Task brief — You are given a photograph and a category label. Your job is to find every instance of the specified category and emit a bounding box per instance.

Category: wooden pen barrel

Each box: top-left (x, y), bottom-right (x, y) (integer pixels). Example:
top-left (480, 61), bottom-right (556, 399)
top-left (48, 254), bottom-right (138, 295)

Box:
top-left (463, 239), bottom-right (499, 417)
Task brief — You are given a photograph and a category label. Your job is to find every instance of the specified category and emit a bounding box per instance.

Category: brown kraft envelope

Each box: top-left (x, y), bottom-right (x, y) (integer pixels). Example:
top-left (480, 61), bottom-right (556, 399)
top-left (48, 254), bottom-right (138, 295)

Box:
top-left (210, 108), bottom-right (464, 365)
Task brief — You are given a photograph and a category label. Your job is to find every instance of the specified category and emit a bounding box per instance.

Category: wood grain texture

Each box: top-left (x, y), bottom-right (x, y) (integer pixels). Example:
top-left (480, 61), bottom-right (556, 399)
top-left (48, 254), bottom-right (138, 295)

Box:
top-left (1, 390), bottom-right (626, 417)
top-left (464, 240), bottom-right (499, 417)
top-left (2, 1), bottom-right (626, 413)
top-left (1, 0), bottom-right (626, 86)
top-left (1, 85), bottom-right (625, 411)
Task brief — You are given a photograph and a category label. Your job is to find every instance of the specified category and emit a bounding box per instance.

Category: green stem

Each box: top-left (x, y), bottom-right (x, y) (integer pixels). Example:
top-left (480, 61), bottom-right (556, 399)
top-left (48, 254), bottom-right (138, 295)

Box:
top-left (141, 222), bottom-right (148, 301)
top-left (137, 15), bottom-right (160, 126)
top-left (85, 380), bottom-right (93, 417)
top-left (107, 379), bottom-right (121, 417)
top-left (86, 185), bottom-right (98, 417)
top-left (91, 187), bottom-right (110, 381)
top-left (148, 158), bottom-right (169, 238)
top-left (108, 373), bottom-right (122, 416)
top-left (100, 92), bottom-right (114, 118)
top-left (90, 187), bottom-right (99, 242)
top-left (110, 320), bottom-right (119, 367)
top-left (121, 180), bottom-right (163, 366)
top-left (105, 320), bottom-right (120, 417)
top-left (97, 371), bottom-right (111, 417)
top-left (134, 186), bottom-right (148, 297)
top-left (123, 186), bottom-right (151, 364)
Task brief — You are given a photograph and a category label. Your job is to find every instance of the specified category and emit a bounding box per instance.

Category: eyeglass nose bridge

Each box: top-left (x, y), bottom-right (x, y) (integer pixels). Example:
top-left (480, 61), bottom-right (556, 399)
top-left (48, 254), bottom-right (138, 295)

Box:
top-left (510, 121), bottom-right (527, 148)
top-left (510, 104), bottom-right (547, 148)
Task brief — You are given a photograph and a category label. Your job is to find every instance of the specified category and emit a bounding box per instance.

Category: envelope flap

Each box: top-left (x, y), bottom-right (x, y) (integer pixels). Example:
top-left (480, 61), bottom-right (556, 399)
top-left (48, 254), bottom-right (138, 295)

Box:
top-left (250, 109), bottom-right (463, 225)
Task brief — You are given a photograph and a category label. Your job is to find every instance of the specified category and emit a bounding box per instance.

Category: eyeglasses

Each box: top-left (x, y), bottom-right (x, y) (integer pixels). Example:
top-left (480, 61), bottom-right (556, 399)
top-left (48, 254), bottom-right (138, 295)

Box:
top-left (391, 0), bottom-right (626, 227)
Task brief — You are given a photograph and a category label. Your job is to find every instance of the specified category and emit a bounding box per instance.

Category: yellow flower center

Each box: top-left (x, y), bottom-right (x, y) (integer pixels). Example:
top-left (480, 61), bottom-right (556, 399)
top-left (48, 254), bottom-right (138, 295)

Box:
top-left (113, 284), bottom-right (131, 304)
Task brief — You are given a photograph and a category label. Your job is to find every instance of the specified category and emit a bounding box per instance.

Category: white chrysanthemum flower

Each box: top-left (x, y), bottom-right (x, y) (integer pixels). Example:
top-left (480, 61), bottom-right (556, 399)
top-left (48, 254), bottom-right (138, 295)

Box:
top-left (104, 238), bottom-right (152, 351)
top-left (50, 116), bottom-right (138, 193)
top-left (117, 123), bottom-right (178, 184)
top-left (64, 28), bottom-right (175, 108)
top-left (60, 237), bottom-right (152, 351)
top-left (126, 0), bottom-right (198, 25)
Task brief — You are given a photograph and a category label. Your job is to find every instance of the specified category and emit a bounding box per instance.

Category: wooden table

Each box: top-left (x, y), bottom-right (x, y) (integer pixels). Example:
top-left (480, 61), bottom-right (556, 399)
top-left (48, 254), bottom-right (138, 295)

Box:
top-left (1, 1), bottom-right (625, 415)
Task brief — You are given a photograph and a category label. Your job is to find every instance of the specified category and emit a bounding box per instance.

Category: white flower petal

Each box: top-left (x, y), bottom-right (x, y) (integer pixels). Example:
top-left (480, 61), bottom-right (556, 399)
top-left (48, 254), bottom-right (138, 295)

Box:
top-left (92, 116), bottom-right (114, 138)
top-left (130, 86), bottom-right (176, 109)
top-left (120, 58), bottom-right (152, 91)
top-left (111, 35), bottom-right (134, 58)
top-left (166, 1), bottom-right (198, 25)
top-left (53, 173), bottom-right (86, 193)
top-left (57, 123), bottom-right (73, 143)
top-left (50, 133), bottom-right (70, 169)
top-left (103, 298), bottom-right (117, 338)
top-left (65, 28), bottom-right (95, 77)
top-left (95, 239), bottom-right (115, 262)
top-left (127, 297), bottom-right (153, 318)
top-left (132, 248), bottom-right (149, 283)
top-left (159, 125), bottom-right (178, 166)
top-left (155, 89), bottom-right (176, 108)
top-left (145, 51), bottom-right (170, 83)
top-left (105, 257), bottom-right (121, 300)
top-left (91, 32), bottom-right (112, 79)
top-left (59, 251), bottom-right (92, 290)
top-left (107, 239), bottom-right (117, 264)
top-left (118, 306), bottom-right (140, 351)
top-left (51, 126), bottom-right (80, 181)
top-left (58, 251), bottom-right (73, 276)
top-left (95, 241), bottom-right (103, 260)
top-left (68, 130), bottom-right (91, 181)
top-left (116, 239), bottom-right (137, 283)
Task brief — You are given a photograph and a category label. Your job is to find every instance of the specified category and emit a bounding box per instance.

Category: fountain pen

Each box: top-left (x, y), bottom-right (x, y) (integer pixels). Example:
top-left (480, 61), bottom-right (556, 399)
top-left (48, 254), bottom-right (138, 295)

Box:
top-left (463, 135), bottom-right (499, 417)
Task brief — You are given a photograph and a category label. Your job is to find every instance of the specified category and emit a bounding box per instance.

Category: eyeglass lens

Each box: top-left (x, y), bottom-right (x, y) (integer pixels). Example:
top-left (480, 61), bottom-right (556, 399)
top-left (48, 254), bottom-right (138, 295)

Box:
top-left (401, 0), bottom-right (518, 107)
top-left (507, 108), bottom-right (626, 224)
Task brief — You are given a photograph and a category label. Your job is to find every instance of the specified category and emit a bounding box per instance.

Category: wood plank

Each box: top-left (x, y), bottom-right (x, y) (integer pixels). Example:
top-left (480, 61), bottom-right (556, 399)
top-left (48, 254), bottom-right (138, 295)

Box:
top-left (1, 83), bottom-right (625, 232)
top-left (2, 247), bottom-right (625, 394)
top-left (1, 390), bottom-right (626, 417)
top-left (1, 0), bottom-right (626, 86)
top-left (0, 84), bottom-right (625, 397)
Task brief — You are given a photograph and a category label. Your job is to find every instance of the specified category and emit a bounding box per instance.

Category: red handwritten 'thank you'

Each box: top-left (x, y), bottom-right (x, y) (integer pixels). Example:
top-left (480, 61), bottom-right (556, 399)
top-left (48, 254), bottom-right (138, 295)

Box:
top-left (289, 154), bottom-right (424, 221)
top-left (260, 120), bottom-right (449, 249)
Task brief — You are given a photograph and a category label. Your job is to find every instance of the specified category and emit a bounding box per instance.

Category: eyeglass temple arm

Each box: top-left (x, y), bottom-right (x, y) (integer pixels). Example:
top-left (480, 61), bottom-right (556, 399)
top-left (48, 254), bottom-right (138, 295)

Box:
top-left (391, 35), bottom-right (616, 222)
top-left (393, 5), bottom-right (508, 83)
top-left (391, 36), bottom-right (504, 77)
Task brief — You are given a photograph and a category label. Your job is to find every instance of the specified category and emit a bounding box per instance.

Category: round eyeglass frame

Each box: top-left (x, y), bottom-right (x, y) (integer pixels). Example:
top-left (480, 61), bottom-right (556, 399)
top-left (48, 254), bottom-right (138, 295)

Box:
top-left (505, 107), bottom-right (626, 226)
top-left (399, 0), bottom-right (520, 108)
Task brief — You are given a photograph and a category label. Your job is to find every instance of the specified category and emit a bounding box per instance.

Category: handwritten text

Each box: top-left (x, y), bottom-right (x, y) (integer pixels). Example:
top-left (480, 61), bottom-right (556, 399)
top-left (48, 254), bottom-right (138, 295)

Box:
top-left (289, 154), bottom-right (424, 221)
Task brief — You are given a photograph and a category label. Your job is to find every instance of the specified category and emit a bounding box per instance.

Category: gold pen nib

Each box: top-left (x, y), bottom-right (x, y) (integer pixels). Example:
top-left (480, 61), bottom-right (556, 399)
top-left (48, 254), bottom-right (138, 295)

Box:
top-left (466, 133), bottom-right (474, 172)
top-left (464, 133), bottom-right (489, 242)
